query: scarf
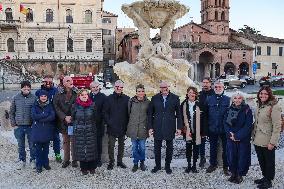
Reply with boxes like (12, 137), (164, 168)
(37, 99), (49, 108)
(75, 97), (93, 107)
(226, 102), (245, 126)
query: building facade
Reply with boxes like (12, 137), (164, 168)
(116, 27), (135, 62)
(0, 0), (103, 77)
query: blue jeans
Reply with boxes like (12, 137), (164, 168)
(131, 139), (146, 165)
(35, 142), (50, 168)
(14, 126), (36, 162)
(52, 129), (61, 155)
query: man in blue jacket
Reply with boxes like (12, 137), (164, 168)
(148, 81), (182, 174)
(35, 75), (62, 163)
(205, 81), (230, 175)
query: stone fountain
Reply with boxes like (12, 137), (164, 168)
(114, 0), (196, 96)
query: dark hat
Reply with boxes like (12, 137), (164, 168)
(20, 80), (31, 89)
(37, 89), (49, 97)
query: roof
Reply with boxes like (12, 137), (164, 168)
(232, 31), (284, 44)
(102, 11), (118, 17)
(173, 21), (211, 33)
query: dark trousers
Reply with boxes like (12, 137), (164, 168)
(52, 129), (61, 155)
(97, 135), (103, 163)
(186, 141), (199, 167)
(255, 145), (275, 181)
(209, 133), (228, 167)
(154, 139), (173, 168)
(80, 160), (96, 170)
(199, 137), (206, 158)
(108, 135), (125, 163)
(35, 142), (50, 168)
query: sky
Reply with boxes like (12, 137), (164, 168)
(104, 0), (284, 39)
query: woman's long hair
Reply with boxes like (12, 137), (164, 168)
(185, 86), (198, 101)
(257, 86), (275, 106)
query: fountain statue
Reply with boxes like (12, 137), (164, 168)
(114, 0), (196, 96)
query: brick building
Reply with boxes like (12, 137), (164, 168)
(119, 31), (140, 64)
(116, 27), (136, 62)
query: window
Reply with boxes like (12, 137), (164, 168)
(228, 51), (232, 59)
(197, 35), (201, 42)
(181, 50), (185, 58)
(256, 46), (261, 55)
(47, 38), (54, 52)
(85, 10), (92, 23)
(27, 38), (35, 52)
(257, 63), (261, 69)
(66, 9), (73, 23)
(215, 0), (218, 6)
(26, 8), (33, 22)
(108, 48), (111, 53)
(279, 47), (283, 56)
(103, 29), (111, 35)
(221, 11), (225, 20)
(7, 38), (15, 52)
(103, 48), (105, 53)
(86, 39), (92, 52)
(215, 11), (218, 20)
(46, 9), (53, 23)
(67, 38), (73, 52)
(190, 35), (194, 42)
(242, 51), (246, 58)
(102, 18), (111, 23)
(267, 46), (271, 56)
(5, 8), (13, 21)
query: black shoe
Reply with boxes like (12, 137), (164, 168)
(43, 165), (51, 170)
(165, 167), (172, 174)
(257, 180), (272, 189)
(254, 178), (266, 185)
(36, 167), (42, 173)
(71, 161), (78, 168)
(228, 174), (236, 183)
(62, 161), (70, 168)
(223, 167), (230, 176)
(90, 169), (96, 175)
(140, 161), (146, 171)
(117, 162), (127, 169)
(97, 161), (102, 168)
(81, 169), (88, 175)
(132, 164), (138, 172)
(185, 166), (191, 173)
(191, 166), (198, 173)
(234, 175), (243, 184)
(199, 157), (206, 168)
(206, 165), (217, 173)
(107, 162), (114, 170)
(151, 166), (161, 173)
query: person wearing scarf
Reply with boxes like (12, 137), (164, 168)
(181, 86), (204, 173)
(31, 90), (56, 173)
(224, 91), (253, 184)
(72, 89), (97, 175)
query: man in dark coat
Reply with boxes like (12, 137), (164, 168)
(53, 76), (78, 168)
(198, 77), (214, 167)
(35, 75), (62, 163)
(104, 80), (130, 170)
(90, 81), (106, 167)
(205, 81), (230, 175)
(148, 81), (182, 174)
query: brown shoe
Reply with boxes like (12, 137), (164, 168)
(206, 165), (217, 173)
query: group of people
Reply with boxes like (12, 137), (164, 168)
(9, 75), (283, 189)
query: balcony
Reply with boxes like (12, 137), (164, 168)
(0, 20), (21, 29)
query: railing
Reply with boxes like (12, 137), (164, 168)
(0, 20), (21, 28)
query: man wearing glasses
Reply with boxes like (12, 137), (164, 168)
(104, 80), (130, 170)
(35, 75), (62, 163)
(148, 81), (182, 174)
(205, 81), (230, 175)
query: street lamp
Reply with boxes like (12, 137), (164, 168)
(0, 67), (5, 90)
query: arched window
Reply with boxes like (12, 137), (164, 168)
(5, 8), (13, 21)
(181, 50), (185, 58)
(219, 0), (222, 6)
(215, 11), (218, 20)
(7, 38), (15, 52)
(67, 38), (73, 52)
(85, 10), (92, 23)
(197, 35), (201, 42)
(47, 38), (54, 52)
(221, 11), (225, 20)
(46, 9), (53, 22)
(190, 35), (194, 42)
(228, 51), (232, 59)
(26, 8), (33, 22)
(215, 0), (218, 6)
(27, 38), (35, 52)
(66, 9), (73, 23)
(222, 0), (226, 7)
(86, 39), (92, 52)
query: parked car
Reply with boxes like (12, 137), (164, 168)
(217, 75), (247, 89)
(259, 76), (270, 87)
(261, 75), (284, 87)
(239, 75), (255, 85)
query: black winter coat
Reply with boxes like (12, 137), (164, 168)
(103, 92), (130, 137)
(90, 92), (106, 136)
(72, 103), (97, 162)
(148, 92), (182, 140)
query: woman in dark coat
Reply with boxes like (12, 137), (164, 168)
(224, 91), (253, 184)
(31, 90), (56, 173)
(181, 86), (206, 173)
(72, 89), (97, 175)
